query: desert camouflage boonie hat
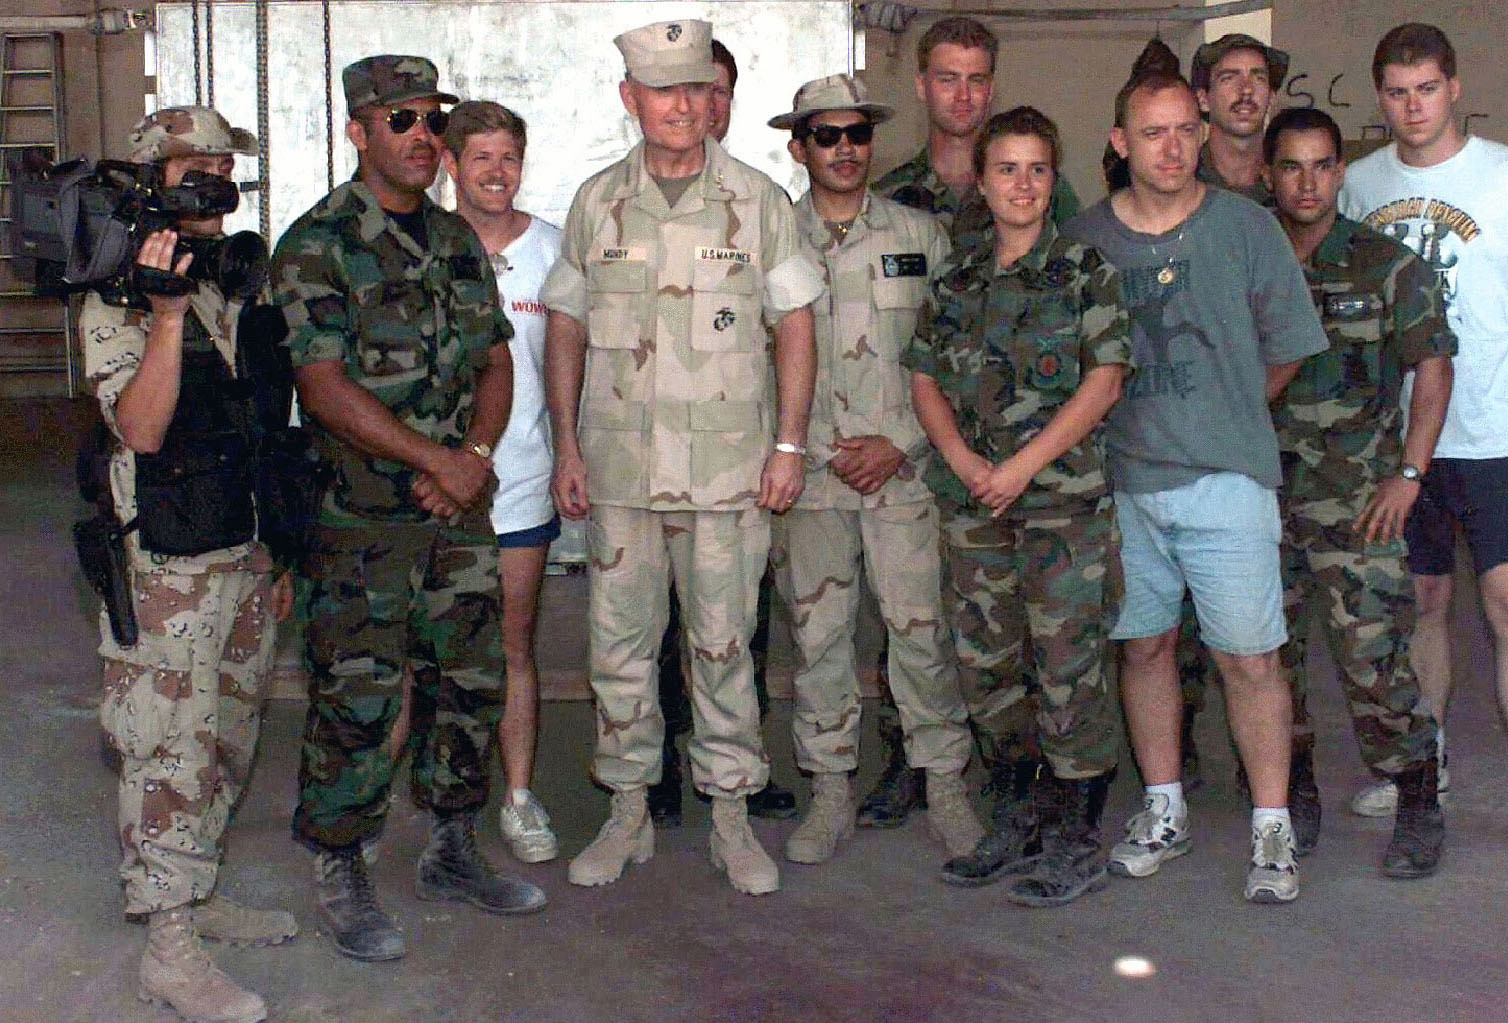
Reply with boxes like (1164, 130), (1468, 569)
(1190, 32), (1290, 92)
(342, 54), (460, 115)
(767, 73), (893, 131)
(126, 106), (258, 163)
(614, 20), (718, 88)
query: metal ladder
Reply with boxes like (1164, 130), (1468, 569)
(0, 32), (73, 396)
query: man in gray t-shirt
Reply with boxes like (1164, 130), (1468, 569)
(1066, 71), (1325, 905)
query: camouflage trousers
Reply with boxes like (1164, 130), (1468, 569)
(1174, 495), (1436, 774)
(99, 550), (277, 915)
(940, 502), (1121, 779)
(294, 514), (506, 851)
(588, 504), (770, 795)
(1281, 497), (1437, 774)
(770, 503), (971, 775)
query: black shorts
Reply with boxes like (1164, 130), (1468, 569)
(1404, 456), (1508, 576)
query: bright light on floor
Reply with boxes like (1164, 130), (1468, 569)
(1113, 955), (1157, 979)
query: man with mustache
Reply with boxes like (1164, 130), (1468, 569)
(1192, 33), (1289, 203)
(767, 74), (982, 867)
(273, 55), (546, 962)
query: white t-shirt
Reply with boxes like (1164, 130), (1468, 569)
(489, 215), (562, 534)
(1340, 136), (1508, 459)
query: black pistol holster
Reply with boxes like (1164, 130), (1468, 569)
(73, 421), (137, 647)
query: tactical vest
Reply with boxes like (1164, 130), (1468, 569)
(132, 308), (258, 555)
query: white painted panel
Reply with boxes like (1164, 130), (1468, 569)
(155, 1), (852, 239)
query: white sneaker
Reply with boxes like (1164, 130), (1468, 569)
(500, 790), (559, 864)
(1244, 819), (1299, 903)
(1108, 793), (1191, 878)
(1351, 728), (1450, 818)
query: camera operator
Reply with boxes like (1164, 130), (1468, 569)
(81, 106), (293, 1023)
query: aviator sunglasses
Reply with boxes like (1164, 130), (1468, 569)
(804, 122), (874, 147)
(384, 108), (450, 135)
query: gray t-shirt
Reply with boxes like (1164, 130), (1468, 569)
(1066, 188), (1326, 493)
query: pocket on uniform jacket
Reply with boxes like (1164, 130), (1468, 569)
(690, 258), (759, 353)
(689, 400), (764, 505)
(587, 260), (649, 349)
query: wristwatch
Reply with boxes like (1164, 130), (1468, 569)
(773, 442), (807, 456)
(466, 441), (493, 461)
(1399, 463), (1423, 481)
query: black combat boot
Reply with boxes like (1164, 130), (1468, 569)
(648, 740), (684, 827)
(1290, 744), (1322, 857)
(747, 779), (799, 820)
(1006, 771), (1113, 907)
(315, 848), (406, 962)
(939, 760), (1044, 887)
(417, 813), (548, 914)
(856, 716), (925, 828)
(1382, 760), (1444, 879)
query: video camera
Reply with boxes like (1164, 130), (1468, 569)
(8, 156), (268, 307)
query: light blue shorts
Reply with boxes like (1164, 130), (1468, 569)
(1111, 472), (1286, 656)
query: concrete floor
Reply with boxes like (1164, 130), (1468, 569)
(3, 397), (1507, 1022)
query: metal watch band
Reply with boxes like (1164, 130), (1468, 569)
(1399, 463), (1422, 481)
(467, 441), (492, 461)
(773, 442), (807, 456)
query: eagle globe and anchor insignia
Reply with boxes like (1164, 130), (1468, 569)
(666, 23), (682, 41)
(712, 307), (736, 331)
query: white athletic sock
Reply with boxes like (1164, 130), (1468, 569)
(1251, 806), (1291, 832)
(1146, 781), (1185, 817)
(509, 788), (532, 806)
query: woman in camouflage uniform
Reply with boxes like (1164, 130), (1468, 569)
(903, 107), (1133, 907)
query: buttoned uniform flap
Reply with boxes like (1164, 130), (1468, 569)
(872, 252), (929, 310)
(587, 258), (650, 350)
(690, 252), (760, 352)
(589, 259), (651, 292)
(688, 400), (762, 432)
(582, 399), (649, 431)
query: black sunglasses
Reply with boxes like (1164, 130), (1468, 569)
(804, 122), (874, 147)
(384, 108), (449, 136)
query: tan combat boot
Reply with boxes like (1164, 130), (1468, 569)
(568, 786), (654, 887)
(784, 772), (856, 864)
(926, 769), (987, 857)
(710, 795), (779, 895)
(193, 893), (298, 947)
(138, 907), (267, 1023)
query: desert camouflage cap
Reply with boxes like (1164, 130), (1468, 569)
(126, 105), (258, 163)
(767, 73), (893, 131)
(614, 20), (718, 88)
(342, 54), (459, 115)
(1191, 33), (1290, 92)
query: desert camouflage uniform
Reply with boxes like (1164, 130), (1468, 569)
(84, 287), (279, 913)
(768, 190), (969, 775)
(902, 222), (1131, 779)
(1273, 215), (1454, 773)
(273, 179), (512, 851)
(540, 138), (823, 794)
